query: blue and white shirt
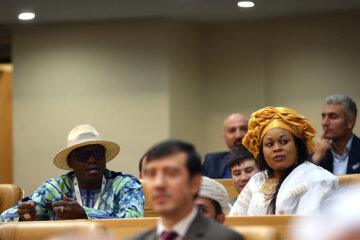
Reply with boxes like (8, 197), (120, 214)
(0, 169), (144, 221)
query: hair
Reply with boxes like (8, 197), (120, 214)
(146, 139), (202, 178)
(256, 134), (308, 214)
(211, 199), (223, 217)
(325, 94), (357, 127)
(138, 153), (147, 174)
(227, 145), (256, 170)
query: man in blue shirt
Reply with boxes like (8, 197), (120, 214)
(312, 94), (360, 174)
(203, 113), (249, 178)
(1, 124), (144, 221)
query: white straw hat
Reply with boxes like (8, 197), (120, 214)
(53, 124), (120, 170)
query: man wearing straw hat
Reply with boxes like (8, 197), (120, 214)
(1, 124), (144, 221)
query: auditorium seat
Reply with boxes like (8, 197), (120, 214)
(95, 217), (157, 238)
(216, 179), (238, 199)
(337, 174), (360, 186)
(230, 226), (279, 240)
(139, 180), (158, 217)
(0, 221), (107, 240)
(225, 215), (308, 240)
(0, 184), (23, 214)
(95, 217), (280, 240)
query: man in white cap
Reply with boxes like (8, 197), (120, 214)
(1, 124), (144, 222)
(195, 176), (231, 224)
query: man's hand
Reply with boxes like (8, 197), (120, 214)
(17, 200), (39, 221)
(312, 132), (332, 165)
(52, 195), (88, 220)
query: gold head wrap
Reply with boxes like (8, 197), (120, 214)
(242, 106), (316, 158)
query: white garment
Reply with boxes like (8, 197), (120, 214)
(156, 207), (198, 240)
(229, 161), (339, 216)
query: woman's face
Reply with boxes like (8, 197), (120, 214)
(262, 128), (297, 178)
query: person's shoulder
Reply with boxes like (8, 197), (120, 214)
(352, 134), (360, 145)
(204, 151), (230, 159)
(105, 169), (142, 188)
(126, 227), (155, 240)
(43, 171), (74, 185)
(203, 217), (244, 239)
(250, 171), (266, 185)
(296, 161), (338, 183)
(106, 169), (140, 181)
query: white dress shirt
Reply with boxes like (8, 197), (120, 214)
(156, 207), (198, 240)
(332, 135), (353, 175)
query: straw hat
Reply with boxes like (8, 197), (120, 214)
(53, 124), (120, 170)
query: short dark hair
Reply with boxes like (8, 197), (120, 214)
(325, 94), (357, 120)
(138, 153), (147, 174)
(227, 145), (256, 170)
(211, 199), (223, 217)
(146, 139), (202, 178)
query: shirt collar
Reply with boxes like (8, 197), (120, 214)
(157, 207), (198, 238)
(332, 135), (353, 157)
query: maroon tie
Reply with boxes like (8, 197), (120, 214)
(161, 231), (178, 240)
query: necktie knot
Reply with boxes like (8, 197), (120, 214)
(161, 231), (178, 240)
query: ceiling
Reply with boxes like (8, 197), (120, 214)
(1, 0), (360, 23)
(0, 0), (360, 62)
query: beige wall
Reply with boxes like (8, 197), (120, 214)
(202, 12), (360, 152)
(168, 21), (205, 154)
(12, 12), (360, 193)
(12, 20), (172, 193)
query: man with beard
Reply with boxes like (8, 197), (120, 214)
(203, 113), (249, 178)
(1, 124), (144, 221)
(312, 94), (360, 174)
(128, 140), (243, 240)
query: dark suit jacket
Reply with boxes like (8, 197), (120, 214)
(127, 211), (243, 240)
(318, 134), (360, 174)
(202, 151), (231, 179)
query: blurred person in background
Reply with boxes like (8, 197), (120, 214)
(227, 146), (259, 205)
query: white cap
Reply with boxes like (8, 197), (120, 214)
(198, 176), (231, 215)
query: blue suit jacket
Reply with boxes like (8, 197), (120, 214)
(202, 151), (231, 179)
(318, 134), (360, 174)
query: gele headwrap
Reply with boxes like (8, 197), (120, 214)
(242, 107), (316, 158)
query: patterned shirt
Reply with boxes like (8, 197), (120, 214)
(0, 169), (144, 221)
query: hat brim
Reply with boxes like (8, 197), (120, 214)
(53, 140), (120, 170)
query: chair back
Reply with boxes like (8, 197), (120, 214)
(337, 174), (360, 186)
(0, 221), (107, 240)
(0, 184), (23, 214)
(140, 180), (158, 217)
(216, 179), (238, 199)
(94, 217), (158, 239)
(230, 226), (279, 240)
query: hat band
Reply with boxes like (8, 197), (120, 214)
(67, 132), (102, 147)
(260, 119), (298, 142)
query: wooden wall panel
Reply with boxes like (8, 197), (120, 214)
(0, 69), (12, 183)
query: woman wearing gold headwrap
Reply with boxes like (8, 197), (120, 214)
(229, 107), (338, 215)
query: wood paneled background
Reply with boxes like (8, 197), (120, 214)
(0, 65), (12, 183)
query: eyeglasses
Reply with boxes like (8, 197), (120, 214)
(72, 148), (106, 163)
